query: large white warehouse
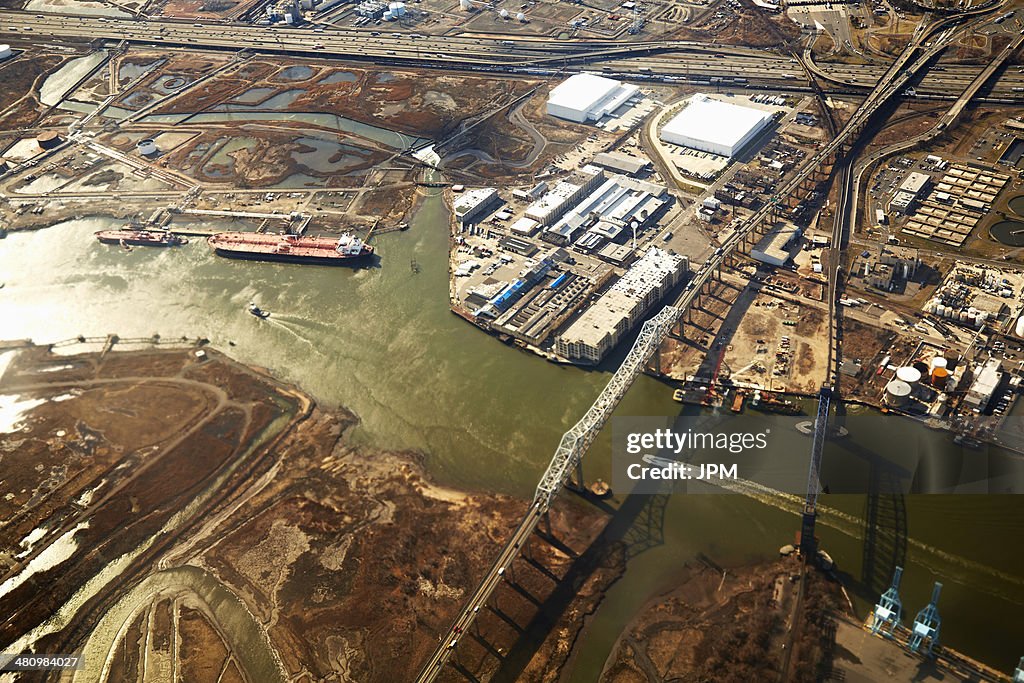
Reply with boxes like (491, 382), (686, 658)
(660, 94), (773, 157)
(546, 73), (639, 123)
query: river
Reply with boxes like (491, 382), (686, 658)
(0, 190), (1022, 675)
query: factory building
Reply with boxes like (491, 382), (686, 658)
(556, 247), (687, 364)
(660, 94), (774, 158)
(546, 73), (639, 123)
(453, 188), (500, 225)
(889, 171), (930, 213)
(751, 224), (801, 267)
(591, 152), (650, 176)
(543, 175), (667, 248)
(525, 166), (604, 225)
(965, 358), (1003, 410)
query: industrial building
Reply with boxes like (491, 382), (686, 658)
(546, 73), (640, 124)
(525, 166), (604, 225)
(556, 247), (687, 364)
(660, 94), (774, 158)
(543, 175), (668, 251)
(454, 187), (500, 225)
(751, 224), (801, 266)
(889, 171), (930, 213)
(965, 358), (1003, 410)
(591, 152), (650, 176)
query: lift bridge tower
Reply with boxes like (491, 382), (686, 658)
(870, 566), (903, 637)
(908, 582), (942, 657)
(799, 386), (832, 559)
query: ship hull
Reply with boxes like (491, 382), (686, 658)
(96, 232), (183, 247)
(213, 247), (373, 266)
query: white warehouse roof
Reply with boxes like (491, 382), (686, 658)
(547, 73), (639, 123)
(660, 94), (773, 158)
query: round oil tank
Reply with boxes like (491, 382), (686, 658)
(935, 304), (946, 317)
(884, 378), (909, 405)
(896, 366), (922, 384)
(137, 138), (158, 156)
(383, 9), (394, 19)
(516, 11), (526, 20)
(499, 7), (509, 17)
(925, 299), (937, 314)
(930, 356), (948, 371)
(1016, 315), (1024, 338)
(459, 0), (472, 9)
(930, 367), (949, 387)
(958, 309), (968, 322)
(0, 44), (11, 60)
(884, 380), (912, 405)
(37, 131), (61, 149)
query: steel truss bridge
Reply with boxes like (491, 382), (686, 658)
(411, 8), (1011, 681)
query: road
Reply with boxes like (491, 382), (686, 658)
(5, 11), (1024, 100)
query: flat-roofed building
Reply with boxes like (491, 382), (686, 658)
(751, 225), (800, 266)
(525, 166), (605, 225)
(556, 247), (687, 364)
(546, 73), (640, 123)
(889, 172), (930, 213)
(965, 358), (1002, 410)
(591, 151), (650, 176)
(453, 187), (499, 224)
(660, 94), (774, 158)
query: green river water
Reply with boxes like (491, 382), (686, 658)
(1, 190), (1023, 675)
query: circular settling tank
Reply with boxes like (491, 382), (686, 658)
(1009, 195), (1024, 216)
(989, 220), (1024, 246)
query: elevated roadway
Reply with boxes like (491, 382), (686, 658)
(414, 11), (990, 682)
(6, 11), (1024, 99)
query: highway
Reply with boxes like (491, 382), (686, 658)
(6, 11), (1024, 99)
(414, 6), (1010, 679)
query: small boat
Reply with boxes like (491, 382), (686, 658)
(672, 389), (684, 402)
(248, 302), (270, 319)
(731, 390), (746, 413)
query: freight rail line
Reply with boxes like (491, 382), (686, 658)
(414, 10), (994, 680)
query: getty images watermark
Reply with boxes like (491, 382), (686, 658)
(613, 415), (1024, 495)
(622, 426), (767, 482)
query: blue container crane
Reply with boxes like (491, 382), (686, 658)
(870, 566), (903, 638)
(908, 582), (942, 657)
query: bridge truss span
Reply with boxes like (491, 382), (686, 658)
(534, 305), (680, 510)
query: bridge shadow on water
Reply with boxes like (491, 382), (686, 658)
(828, 400), (910, 606)
(452, 487), (670, 682)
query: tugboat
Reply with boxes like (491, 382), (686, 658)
(247, 302), (270, 319)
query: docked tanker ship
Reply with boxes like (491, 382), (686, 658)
(208, 232), (373, 265)
(95, 229), (186, 247)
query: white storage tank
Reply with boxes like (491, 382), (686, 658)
(896, 366), (922, 384)
(516, 11), (526, 20)
(930, 356), (948, 371)
(0, 45), (12, 61)
(885, 380), (912, 407)
(459, 0), (472, 9)
(936, 304), (946, 317)
(383, 9), (394, 19)
(499, 7), (509, 17)
(1016, 314), (1024, 338)
(137, 138), (158, 156)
